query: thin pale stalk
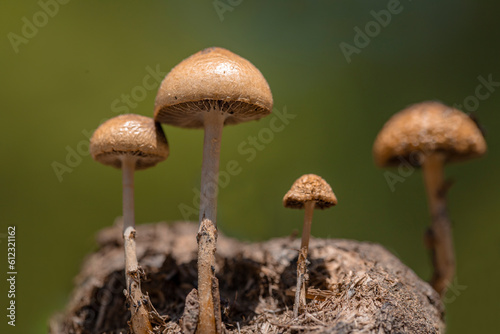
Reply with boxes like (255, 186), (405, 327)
(300, 201), (315, 250)
(197, 110), (224, 334)
(294, 201), (315, 317)
(122, 156), (153, 334)
(199, 111), (223, 223)
(122, 156), (136, 238)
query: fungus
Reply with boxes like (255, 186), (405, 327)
(373, 101), (487, 296)
(90, 114), (169, 333)
(283, 174), (337, 317)
(154, 47), (273, 333)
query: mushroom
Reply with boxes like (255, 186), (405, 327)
(283, 174), (338, 317)
(90, 114), (169, 333)
(154, 47), (273, 333)
(373, 101), (487, 296)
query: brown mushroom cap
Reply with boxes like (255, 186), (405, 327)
(283, 174), (338, 209)
(373, 101), (487, 167)
(154, 47), (273, 128)
(90, 114), (169, 170)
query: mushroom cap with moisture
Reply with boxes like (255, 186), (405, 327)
(90, 114), (169, 170)
(154, 47), (273, 128)
(283, 174), (338, 209)
(373, 101), (487, 167)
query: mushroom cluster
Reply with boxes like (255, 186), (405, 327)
(87, 47), (487, 333)
(90, 47), (273, 333)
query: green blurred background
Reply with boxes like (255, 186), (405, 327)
(1, 0), (499, 333)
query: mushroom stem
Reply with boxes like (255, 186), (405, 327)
(294, 200), (315, 317)
(199, 111), (224, 223)
(197, 110), (224, 334)
(422, 152), (455, 297)
(300, 201), (315, 251)
(197, 218), (219, 334)
(121, 156), (153, 334)
(122, 156), (136, 234)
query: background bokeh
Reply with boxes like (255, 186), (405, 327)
(1, 0), (499, 333)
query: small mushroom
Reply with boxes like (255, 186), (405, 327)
(283, 174), (337, 317)
(90, 114), (169, 333)
(154, 47), (273, 333)
(373, 101), (487, 296)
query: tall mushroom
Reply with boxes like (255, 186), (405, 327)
(283, 174), (338, 317)
(154, 47), (273, 333)
(90, 114), (169, 333)
(373, 101), (487, 296)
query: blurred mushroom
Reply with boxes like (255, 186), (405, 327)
(283, 174), (337, 317)
(90, 114), (169, 333)
(373, 101), (487, 296)
(154, 47), (273, 333)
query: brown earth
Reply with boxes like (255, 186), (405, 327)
(50, 221), (445, 333)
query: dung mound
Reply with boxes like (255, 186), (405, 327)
(50, 222), (444, 333)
